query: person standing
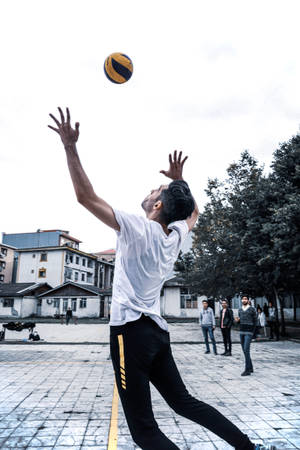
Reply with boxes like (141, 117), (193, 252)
(235, 295), (257, 376)
(257, 306), (267, 338)
(220, 299), (234, 356)
(267, 301), (280, 341)
(48, 107), (275, 450)
(200, 300), (217, 355)
(66, 307), (73, 325)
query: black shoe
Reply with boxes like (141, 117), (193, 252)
(221, 351), (227, 355)
(249, 368), (254, 373)
(241, 370), (251, 376)
(214, 351), (218, 355)
(225, 351), (232, 356)
(205, 350), (210, 354)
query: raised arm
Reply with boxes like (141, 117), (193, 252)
(160, 150), (199, 231)
(48, 107), (120, 231)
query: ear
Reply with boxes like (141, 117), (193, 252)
(153, 200), (163, 211)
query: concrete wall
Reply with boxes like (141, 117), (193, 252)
(41, 296), (101, 318)
(162, 287), (202, 318)
(0, 246), (15, 283)
(17, 250), (64, 287)
(0, 297), (36, 318)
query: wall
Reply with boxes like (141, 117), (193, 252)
(41, 296), (100, 318)
(17, 250), (64, 287)
(1, 246), (15, 283)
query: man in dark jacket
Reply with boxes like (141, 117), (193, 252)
(66, 307), (73, 325)
(220, 299), (234, 356)
(235, 295), (257, 376)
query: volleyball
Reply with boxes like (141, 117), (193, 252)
(104, 53), (133, 84)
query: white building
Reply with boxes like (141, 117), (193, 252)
(16, 247), (97, 287)
(39, 282), (111, 318)
(0, 282), (52, 318)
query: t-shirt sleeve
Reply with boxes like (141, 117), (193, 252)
(167, 220), (189, 245)
(113, 209), (148, 245)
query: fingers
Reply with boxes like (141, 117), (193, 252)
(75, 122), (80, 139)
(49, 113), (61, 127)
(178, 151), (182, 164)
(66, 107), (71, 124)
(48, 125), (60, 134)
(181, 155), (188, 166)
(58, 107), (65, 124)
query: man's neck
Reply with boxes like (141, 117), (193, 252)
(242, 304), (250, 311)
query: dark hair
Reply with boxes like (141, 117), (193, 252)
(159, 180), (195, 225)
(222, 299), (228, 303)
(241, 294), (249, 300)
(257, 306), (262, 312)
(202, 299), (208, 303)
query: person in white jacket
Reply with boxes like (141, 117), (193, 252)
(257, 306), (267, 337)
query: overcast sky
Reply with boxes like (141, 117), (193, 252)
(1, 0), (300, 253)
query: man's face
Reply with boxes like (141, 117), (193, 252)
(222, 301), (227, 309)
(242, 297), (249, 305)
(141, 185), (168, 214)
(203, 302), (208, 309)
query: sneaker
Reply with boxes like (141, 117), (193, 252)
(241, 370), (251, 376)
(204, 350), (210, 354)
(254, 444), (277, 449)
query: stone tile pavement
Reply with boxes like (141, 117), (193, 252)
(0, 323), (299, 449)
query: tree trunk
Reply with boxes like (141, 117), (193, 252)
(291, 293), (296, 321)
(274, 286), (286, 336)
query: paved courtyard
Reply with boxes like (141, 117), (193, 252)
(0, 323), (299, 449)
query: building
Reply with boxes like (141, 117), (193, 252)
(38, 282), (112, 318)
(161, 276), (203, 319)
(16, 246), (97, 287)
(0, 283), (52, 318)
(2, 229), (81, 250)
(0, 243), (17, 284)
(93, 249), (116, 263)
(95, 259), (114, 290)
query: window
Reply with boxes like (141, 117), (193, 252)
(0, 262), (6, 269)
(40, 252), (47, 262)
(1, 248), (7, 256)
(0, 275), (4, 282)
(82, 259), (86, 267)
(74, 272), (79, 281)
(180, 288), (198, 309)
(87, 273), (92, 283)
(32, 254), (36, 258)
(80, 298), (87, 308)
(65, 268), (72, 280)
(63, 298), (68, 312)
(81, 273), (85, 282)
(31, 270), (34, 273)
(87, 259), (93, 268)
(38, 268), (46, 278)
(53, 299), (60, 308)
(76, 256), (80, 264)
(71, 298), (77, 311)
(3, 298), (14, 307)
(69, 255), (73, 263)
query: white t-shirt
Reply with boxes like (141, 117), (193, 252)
(109, 209), (189, 331)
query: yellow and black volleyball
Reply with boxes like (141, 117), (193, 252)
(104, 52), (133, 84)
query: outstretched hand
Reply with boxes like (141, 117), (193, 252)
(160, 150), (188, 181)
(48, 107), (80, 148)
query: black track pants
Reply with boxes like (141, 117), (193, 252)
(110, 315), (254, 450)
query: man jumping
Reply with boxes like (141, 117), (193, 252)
(49, 107), (275, 450)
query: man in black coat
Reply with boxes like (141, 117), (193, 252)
(220, 299), (234, 356)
